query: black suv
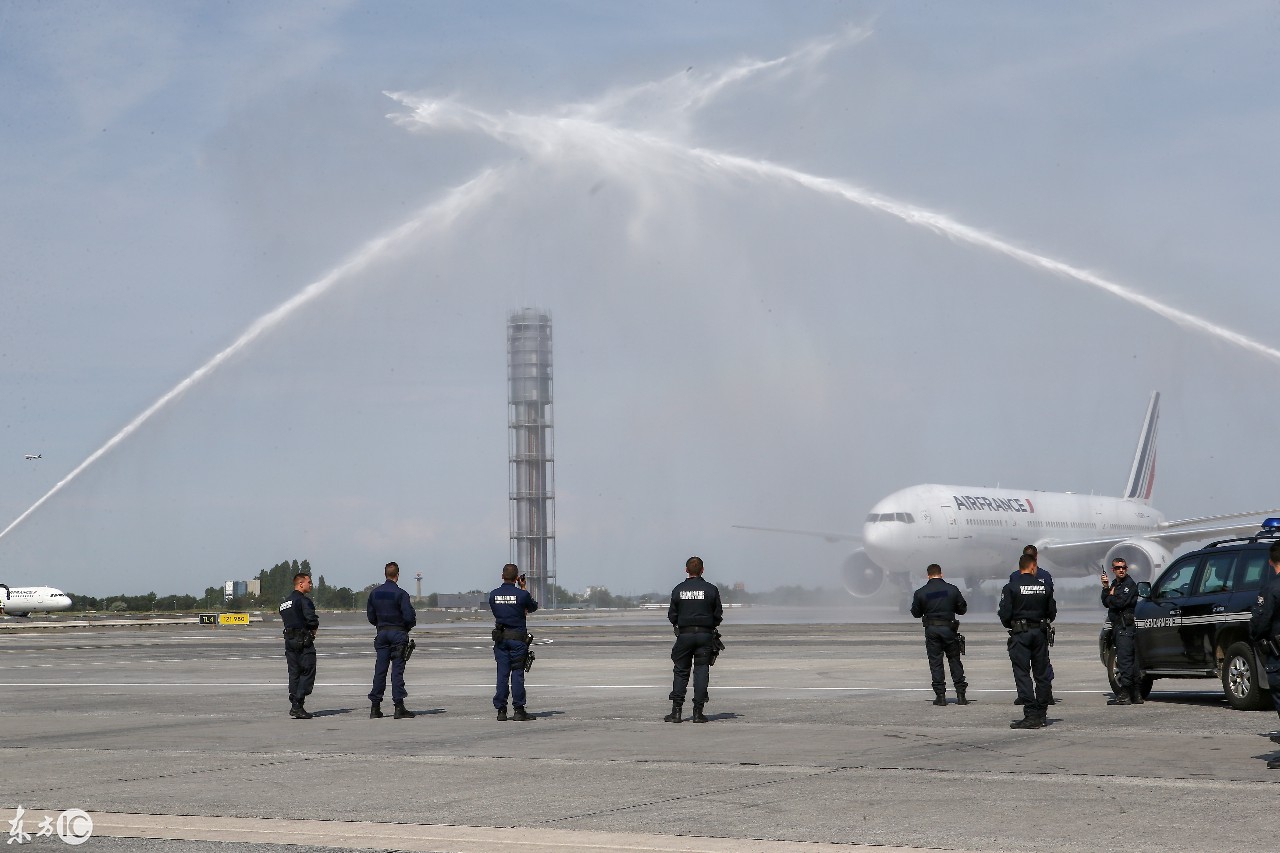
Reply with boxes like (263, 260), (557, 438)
(1099, 523), (1276, 710)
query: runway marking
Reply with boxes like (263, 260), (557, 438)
(79, 811), (959, 852)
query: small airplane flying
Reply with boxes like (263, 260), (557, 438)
(0, 583), (73, 616)
(23, 454), (41, 460)
(738, 392), (1280, 598)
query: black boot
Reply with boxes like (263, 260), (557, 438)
(691, 703), (708, 723)
(370, 702), (383, 718)
(393, 703), (416, 719)
(933, 691), (947, 707)
(1044, 687), (1057, 705)
(1010, 711), (1042, 729)
(664, 702), (683, 723)
(512, 707), (532, 721)
(956, 687), (969, 706)
(1130, 688), (1145, 705)
(1107, 693), (1132, 706)
(1013, 696), (1026, 705)
(289, 703), (312, 720)
(496, 707), (508, 721)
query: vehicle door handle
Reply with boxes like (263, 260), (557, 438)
(1212, 605), (1226, 613)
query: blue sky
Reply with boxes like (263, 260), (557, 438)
(3, 1), (1279, 597)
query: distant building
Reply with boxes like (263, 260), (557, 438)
(247, 579), (261, 597)
(437, 593), (487, 610)
(223, 580), (249, 601)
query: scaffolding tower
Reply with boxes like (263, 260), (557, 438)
(508, 309), (556, 607)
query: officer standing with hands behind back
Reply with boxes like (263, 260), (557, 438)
(1101, 557), (1143, 705)
(279, 571), (319, 720)
(489, 563), (538, 721)
(665, 556), (723, 724)
(999, 553), (1057, 729)
(366, 561), (417, 720)
(910, 563), (969, 707)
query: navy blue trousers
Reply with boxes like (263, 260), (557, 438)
(369, 629), (409, 704)
(493, 639), (528, 710)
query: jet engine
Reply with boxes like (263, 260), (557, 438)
(1103, 539), (1172, 584)
(841, 550), (886, 598)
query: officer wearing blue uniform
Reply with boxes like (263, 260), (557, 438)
(1008, 545), (1056, 704)
(999, 553), (1057, 729)
(279, 572), (319, 720)
(489, 563), (539, 721)
(366, 561), (417, 720)
(910, 563), (968, 706)
(1101, 557), (1143, 705)
(1248, 540), (1280, 769)
(665, 556), (723, 724)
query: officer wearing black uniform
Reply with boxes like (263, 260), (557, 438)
(665, 555), (723, 724)
(1008, 545), (1056, 705)
(1249, 540), (1280, 769)
(1101, 557), (1143, 706)
(909, 563), (968, 706)
(279, 571), (319, 720)
(366, 561), (417, 720)
(998, 553), (1057, 729)
(489, 563), (539, 721)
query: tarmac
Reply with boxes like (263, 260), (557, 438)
(3, 605), (1278, 852)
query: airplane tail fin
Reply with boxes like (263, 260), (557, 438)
(1123, 392), (1160, 502)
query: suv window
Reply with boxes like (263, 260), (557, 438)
(1195, 552), (1236, 595)
(1234, 550), (1269, 592)
(1152, 556), (1199, 600)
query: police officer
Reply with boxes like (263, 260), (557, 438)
(910, 563), (968, 706)
(1009, 545), (1056, 705)
(999, 553), (1057, 729)
(489, 563), (539, 721)
(1101, 557), (1143, 705)
(279, 571), (319, 720)
(1248, 540), (1280, 769)
(665, 555), (723, 724)
(366, 561), (417, 720)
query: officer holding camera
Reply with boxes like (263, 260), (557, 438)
(1249, 540), (1280, 769)
(366, 561), (417, 720)
(489, 563), (538, 721)
(665, 556), (723, 724)
(279, 571), (319, 720)
(1101, 557), (1143, 705)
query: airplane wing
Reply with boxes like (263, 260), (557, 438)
(1037, 509), (1280, 568)
(731, 524), (862, 544)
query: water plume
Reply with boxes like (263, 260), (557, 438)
(389, 59), (1280, 367)
(0, 170), (503, 544)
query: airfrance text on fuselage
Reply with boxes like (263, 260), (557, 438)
(953, 495), (1036, 513)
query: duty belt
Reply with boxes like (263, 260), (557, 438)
(498, 628), (529, 640)
(1009, 619), (1050, 632)
(678, 625), (714, 634)
(377, 624), (408, 631)
(923, 618), (957, 627)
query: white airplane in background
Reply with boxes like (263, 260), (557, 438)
(738, 392), (1280, 598)
(24, 454), (41, 460)
(0, 583), (73, 616)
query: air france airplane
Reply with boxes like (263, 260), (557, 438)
(0, 583), (73, 616)
(739, 393), (1280, 598)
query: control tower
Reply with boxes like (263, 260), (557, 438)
(507, 309), (556, 607)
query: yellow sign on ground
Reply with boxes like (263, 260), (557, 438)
(218, 613), (250, 625)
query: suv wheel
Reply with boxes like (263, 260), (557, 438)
(1106, 648), (1155, 699)
(1222, 642), (1267, 711)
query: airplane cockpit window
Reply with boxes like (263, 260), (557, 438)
(866, 513), (914, 523)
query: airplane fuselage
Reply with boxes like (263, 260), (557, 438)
(0, 585), (73, 616)
(863, 484), (1164, 578)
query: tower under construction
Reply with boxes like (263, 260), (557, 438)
(507, 309), (556, 607)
